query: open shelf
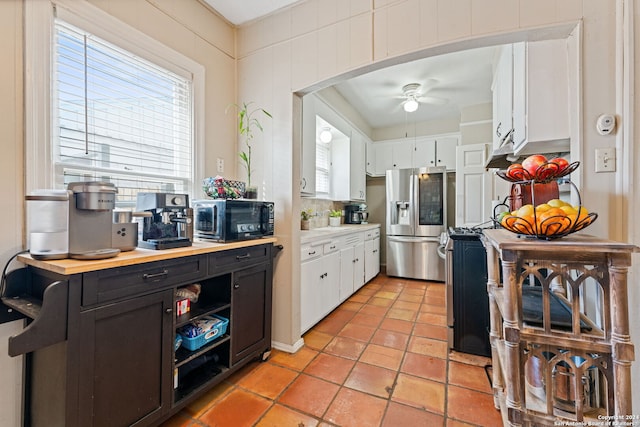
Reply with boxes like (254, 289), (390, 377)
(174, 341), (231, 404)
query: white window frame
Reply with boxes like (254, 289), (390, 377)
(25, 0), (205, 197)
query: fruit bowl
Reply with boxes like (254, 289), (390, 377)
(496, 160), (580, 183)
(494, 202), (597, 240)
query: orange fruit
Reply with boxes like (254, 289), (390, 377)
(538, 208), (569, 235)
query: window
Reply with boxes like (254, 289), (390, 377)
(25, 2), (204, 207)
(54, 21), (193, 206)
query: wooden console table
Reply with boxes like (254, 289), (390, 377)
(482, 229), (636, 426)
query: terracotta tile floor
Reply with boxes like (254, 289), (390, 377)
(161, 274), (503, 427)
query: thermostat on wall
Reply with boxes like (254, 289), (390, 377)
(596, 114), (616, 135)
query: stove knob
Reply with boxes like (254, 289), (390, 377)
(171, 196), (183, 205)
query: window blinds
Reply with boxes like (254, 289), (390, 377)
(315, 140), (331, 195)
(54, 21), (193, 206)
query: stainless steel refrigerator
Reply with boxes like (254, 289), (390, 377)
(386, 167), (447, 281)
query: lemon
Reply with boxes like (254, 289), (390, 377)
(560, 205), (577, 215)
(517, 204), (534, 217)
(535, 203), (552, 213)
(547, 199), (568, 208)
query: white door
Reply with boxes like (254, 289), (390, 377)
(455, 143), (494, 228)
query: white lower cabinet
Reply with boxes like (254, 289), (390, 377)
(301, 226), (381, 334)
(300, 241), (340, 333)
(364, 228), (381, 284)
(339, 233), (365, 302)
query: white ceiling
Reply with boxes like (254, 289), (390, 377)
(204, 1), (498, 129)
(202, 0), (301, 25)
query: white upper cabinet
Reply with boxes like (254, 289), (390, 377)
(373, 140), (413, 174)
(349, 131), (367, 201)
(492, 40), (570, 155)
(492, 44), (514, 151)
(370, 134), (459, 176)
(332, 129), (367, 201)
(366, 139), (376, 176)
(511, 40), (570, 154)
(301, 93), (368, 201)
(300, 95), (317, 196)
(413, 136), (458, 170)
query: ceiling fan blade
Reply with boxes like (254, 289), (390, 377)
(420, 96), (448, 105)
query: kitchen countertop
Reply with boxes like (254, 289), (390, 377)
(301, 223), (380, 244)
(17, 237), (278, 275)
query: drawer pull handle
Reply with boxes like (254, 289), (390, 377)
(143, 270), (168, 280)
(308, 250), (316, 256)
(236, 254), (251, 260)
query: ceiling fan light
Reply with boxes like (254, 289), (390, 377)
(403, 98), (419, 113)
(319, 127), (333, 143)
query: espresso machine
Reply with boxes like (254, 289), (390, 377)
(136, 192), (193, 249)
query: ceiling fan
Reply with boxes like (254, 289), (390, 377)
(400, 82), (448, 112)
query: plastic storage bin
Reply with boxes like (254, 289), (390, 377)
(178, 315), (229, 351)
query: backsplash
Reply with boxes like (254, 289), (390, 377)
(300, 199), (344, 229)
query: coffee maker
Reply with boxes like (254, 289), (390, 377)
(345, 203), (368, 224)
(136, 192), (193, 249)
(67, 181), (121, 259)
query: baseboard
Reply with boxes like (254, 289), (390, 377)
(271, 337), (305, 354)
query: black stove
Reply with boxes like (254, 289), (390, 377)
(448, 227), (485, 240)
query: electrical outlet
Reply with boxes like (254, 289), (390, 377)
(595, 148), (616, 173)
(216, 158), (224, 173)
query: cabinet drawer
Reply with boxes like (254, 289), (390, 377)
(323, 241), (340, 255)
(301, 244), (322, 262)
(82, 255), (206, 306)
(209, 244), (271, 272)
(365, 228), (380, 240)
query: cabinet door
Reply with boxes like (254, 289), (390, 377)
(78, 290), (173, 427)
(350, 132), (366, 201)
(435, 136), (458, 170)
(353, 242), (365, 291)
(339, 246), (355, 302)
(301, 256), (322, 333)
(374, 143), (394, 175)
(321, 250), (341, 315)
(366, 140), (376, 176)
(364, 237), (380, 283)
(413, 138), (436, 168)
(492, 44), (513, 150)
(231, 262), (272, 364)
(392, 141), (414, 169)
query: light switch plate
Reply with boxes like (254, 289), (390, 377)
(216, 158), (224, 173)
(595, 148), (616, 173)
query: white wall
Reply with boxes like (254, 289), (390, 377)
(236, 0), (639, 410)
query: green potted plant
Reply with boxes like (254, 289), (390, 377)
(329, 209), (342, 227)
(226, 101), (272, 199)
(301, 209), (313, 230)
